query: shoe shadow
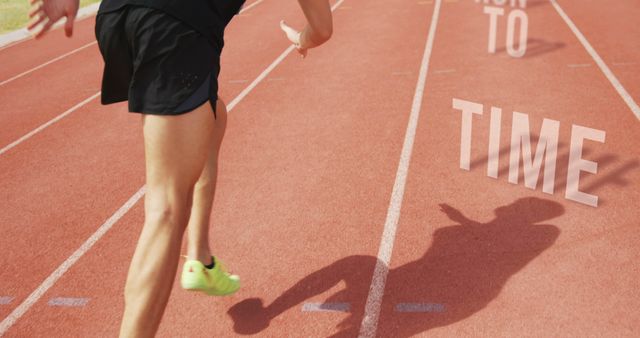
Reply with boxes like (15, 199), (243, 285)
(228, 197), (562, 337)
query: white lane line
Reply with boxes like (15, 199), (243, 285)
(550, 0), (640, 120)
(395, 303), (445, 313)
(0, 187), (145, 335)
(0, 0), (348, 333)
(612, 62), (637, 67)
(357, 0), (441, 337)
(239, 0), (266, 14)
(228, 0), (347, 111)
(0, 41), (97, 87)
(47, 298), (89, 307)
(302, 302), (350, 312)
(0, 298), (13, 306)
(0, 92), (100, 157)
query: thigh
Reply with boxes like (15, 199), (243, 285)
(142, 102), (216, 195)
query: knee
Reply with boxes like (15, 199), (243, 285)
(144, 188), (192, 229)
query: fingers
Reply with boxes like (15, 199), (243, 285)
(65, 11), (76, 37)
(34, 20), (53, 39)
(27, 13), (47, 31)
(28, 3), (43, 18)
(297, 48), (307, 59)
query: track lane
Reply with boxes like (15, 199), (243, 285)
(376, 1), (640, 336)
(3, 0), (437, 336)
(0, 18), (99, 82)
(0, 0), (306, 323)
(555, 0), (640, 116)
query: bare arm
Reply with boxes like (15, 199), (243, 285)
(280, 0), (333, 58)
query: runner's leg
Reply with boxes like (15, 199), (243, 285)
(119, 102), (216, 338)
(186, 99), (227, 264)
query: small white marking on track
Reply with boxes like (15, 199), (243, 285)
(302, 302), (350, 312)
(567, 63), (591, 68)
(395, 303), (446, 312)
(48, 298), (89, 307)
(0, 297), (13, 305)
(433, 68), (456, 74)
(612, 62), (637, 67)
(228, 79), (249, 84)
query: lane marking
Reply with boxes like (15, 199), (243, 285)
(0, 298), (12, 306)
(357, 0), (442, 337)
(0, 41), (97, 87)
(266, 77), (285, 82)
(0, 0), (348, 333)
(302, 302), (350, 312)
(239, 0), (266, 14)
(0, 0), (263, 85)
(550, 0), (640, 120)
(47, 298), (89, 307)
(612, 62), (637, 67)
(567, 63), (591, 68)
(395, 303), (445, 313)
(0, 92), (101, 157)
(433, 68), (456, 74)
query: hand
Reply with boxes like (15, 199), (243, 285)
(280, 20), (307, 59)
(27, 0), (79, 39)
(439, 203), (468, 225)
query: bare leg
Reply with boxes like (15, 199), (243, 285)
(119, 102), (216, 338)
(186, 99), (228, 264)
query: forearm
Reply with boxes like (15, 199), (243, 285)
(297, 0), (333, 49)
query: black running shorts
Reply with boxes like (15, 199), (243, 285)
(95, 6), (220, 116)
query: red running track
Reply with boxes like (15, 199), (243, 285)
(0, 0), (639, 337)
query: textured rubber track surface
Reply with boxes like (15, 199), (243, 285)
(0, 0), (638, 337)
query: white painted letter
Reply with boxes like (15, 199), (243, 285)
(511, 0), (527, 8)
(484, 6), (504, 54)
(509, 112), (560, 193)
(506, 9), (528, 58)
(566, 125), (606, 207)
(487, 107), (502, 178)
(453, 98), (484, 170)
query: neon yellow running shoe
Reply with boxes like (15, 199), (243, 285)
(180, 256), (240, 296)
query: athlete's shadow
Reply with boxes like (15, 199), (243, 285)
(228, 197), (562, 337)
